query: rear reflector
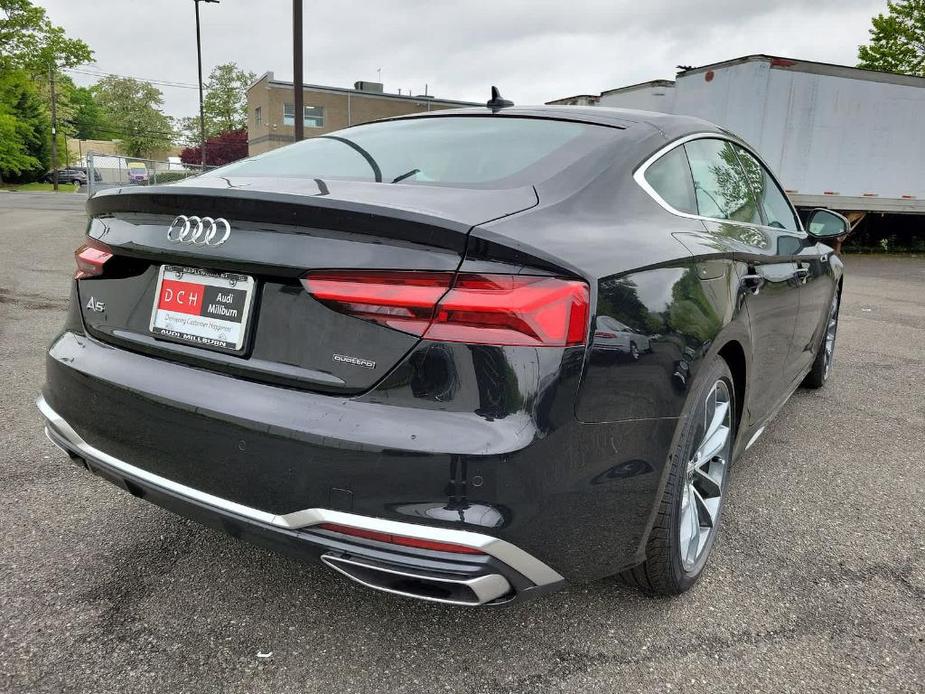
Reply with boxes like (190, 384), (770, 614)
(74, 238), (113, 279)
(317, 522), (485, 555)
(302, 271), (589, 347)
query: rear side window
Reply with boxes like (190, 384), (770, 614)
(684, 138), (761, 224)
(732, 145), (799, 231)
(213, 116), (616, 188)
(643, 146), (697, 214)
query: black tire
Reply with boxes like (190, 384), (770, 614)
(802, 289), (840, 389)
(620, 355), (736, 595)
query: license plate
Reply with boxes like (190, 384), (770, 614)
(149, 265), (256, 353)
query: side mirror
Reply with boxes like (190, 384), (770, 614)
(806, 208), (850, 239)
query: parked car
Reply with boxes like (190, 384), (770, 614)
(39, 102), (848, 605)
(593, 316), (651, 360)
(73, 166), (103, 183)
(126, 162), (149, 185)
(42, 168), (87, 185)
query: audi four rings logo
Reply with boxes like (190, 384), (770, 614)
(167, 215), (231, 246)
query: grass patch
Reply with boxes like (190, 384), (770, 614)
(0, 182), (82, 192)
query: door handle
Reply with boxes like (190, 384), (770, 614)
(741, 273), (764, 295)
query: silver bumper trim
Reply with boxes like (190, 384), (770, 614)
(37, 395), (564, 588)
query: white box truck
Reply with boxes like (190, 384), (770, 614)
(598, 55), (925, 217)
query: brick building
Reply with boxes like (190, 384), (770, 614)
(246, 73), (479, 156)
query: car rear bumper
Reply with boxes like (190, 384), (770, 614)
(39, 394), (564, 605)
(41, 328), (678, 591)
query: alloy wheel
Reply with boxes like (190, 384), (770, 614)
(679, 379), (732, 571)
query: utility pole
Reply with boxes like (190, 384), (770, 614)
(194, 0), (220, 168)
(49, 65), (58, 192)
(293, 0), (304, 142)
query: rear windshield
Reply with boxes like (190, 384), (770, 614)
(211, 116), (615, 188)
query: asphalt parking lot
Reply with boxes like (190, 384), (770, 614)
(1, 191), (923, 693)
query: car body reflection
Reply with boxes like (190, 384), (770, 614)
(592, 316), (652, 361)
(390, 501), (506, 529)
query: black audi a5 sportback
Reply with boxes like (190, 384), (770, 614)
(39, 102), (847, 605)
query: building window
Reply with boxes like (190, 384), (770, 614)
(304, 105), (324, 128)
(254, 106), (262, 126)
(283, 103), (325, 128)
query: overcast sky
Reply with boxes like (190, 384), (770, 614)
(40, 0), (884, 120)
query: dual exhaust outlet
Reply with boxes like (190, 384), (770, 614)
(320, 554), (512, 606)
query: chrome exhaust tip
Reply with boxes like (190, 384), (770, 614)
(320, 553), (512, 606)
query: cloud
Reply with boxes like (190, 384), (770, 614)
(41, 0), (884, 119)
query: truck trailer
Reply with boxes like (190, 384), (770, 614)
(589, 55), (925, 221)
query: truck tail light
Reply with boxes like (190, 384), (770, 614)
(302, 271), (589, 347)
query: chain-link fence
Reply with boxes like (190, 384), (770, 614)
(86, 153), (215, 196)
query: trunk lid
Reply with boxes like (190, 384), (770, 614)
(78, 178), (538, 394)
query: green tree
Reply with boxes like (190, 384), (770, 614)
(201, 62), (255, 136)
(0, 105), (39, 177)
(67, 82), (109, 140)
(175, 115), (200, 147)
(857, 0), (925, 76)
(20, 74), (85, 167)
(92, 75), (174, 157)
(0, 70), (49, 180)
(0, 0), (91, 71)
(0, 0), (92, 180)
(0, 0), (48, 70)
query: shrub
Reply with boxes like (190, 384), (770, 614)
(151, 171), (199, 184)
(180, 129), (247, 167)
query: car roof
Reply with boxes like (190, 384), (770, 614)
(384, 104), (723, 141)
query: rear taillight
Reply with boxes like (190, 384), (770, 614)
(74, 238), (113, 279)
(302, 271), (589, 347)
(317, 522), (485, 555)
(302, 271), (451, 335)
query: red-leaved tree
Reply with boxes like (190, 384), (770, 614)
(180, 129), (248, 167)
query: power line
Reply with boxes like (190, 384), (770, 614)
(63, 67), (200, 90)
(62, 120), (182, 140)
(84, 124), (181, 138)
(65, 67), (199, 90)
(59, 66), (229, 144)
